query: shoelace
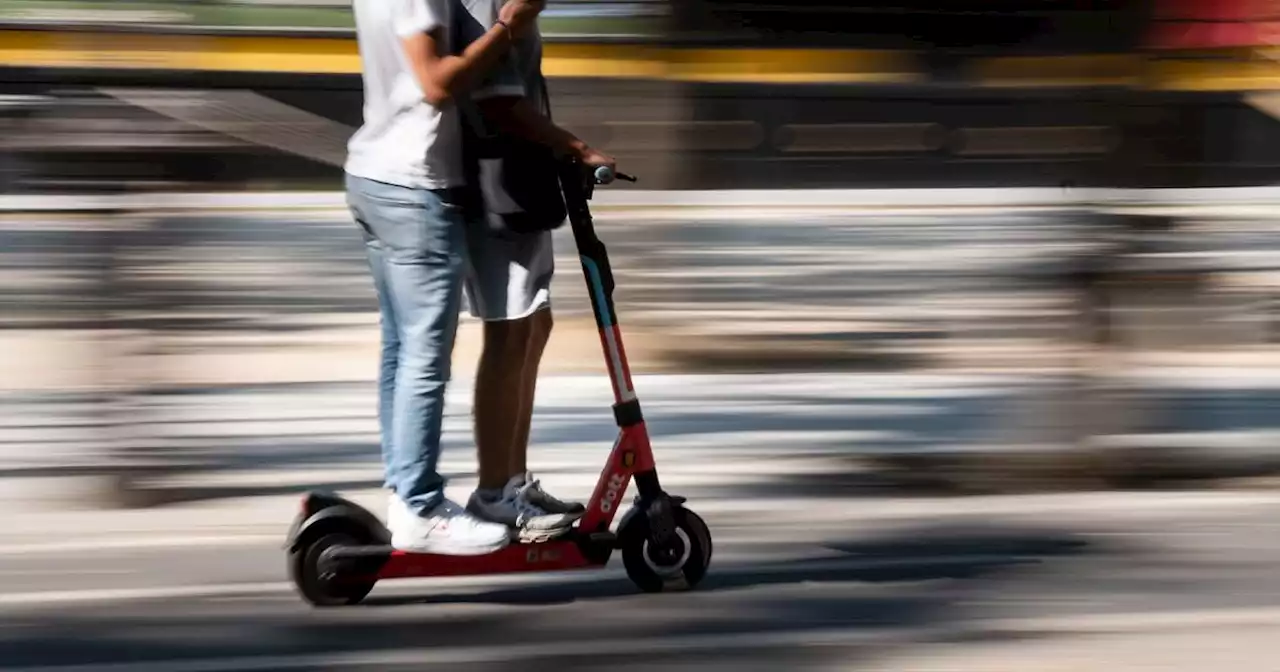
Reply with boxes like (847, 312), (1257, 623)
(512, 482), (550, 518)
(521, 478), (564, 507)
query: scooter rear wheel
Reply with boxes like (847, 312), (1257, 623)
(620, 506), (712, 593)
(289, 532), (376, 607)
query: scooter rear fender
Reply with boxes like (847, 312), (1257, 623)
(285, 490), (390, 551)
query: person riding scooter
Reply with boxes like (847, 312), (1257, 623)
(344, 0), (614, 555)
(450, 0), (617, 542)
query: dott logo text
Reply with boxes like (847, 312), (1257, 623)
(599, 472), (625, 513)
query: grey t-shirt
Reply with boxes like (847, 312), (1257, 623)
(453, 0), (547, 128)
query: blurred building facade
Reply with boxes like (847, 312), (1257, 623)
(1, 1), (1280, 191)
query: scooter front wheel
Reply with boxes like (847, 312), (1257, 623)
(619, 506), (712, 593)
(288, 532), (376, 607)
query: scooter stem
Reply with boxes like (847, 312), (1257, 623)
(558, 160), (637, 408)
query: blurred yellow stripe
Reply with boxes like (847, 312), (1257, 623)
(971, 54), (1143, 88)
(6, 29), (1280, 91)
(971, 50), (1280, 91)
(665, 48), (924, 84)
(1149, 54), (1280, 91)
(203, 35), (361, 73)
(0, 30), (362, 72)
(541, 43), (669, 79)
(0, 30), (922, 83)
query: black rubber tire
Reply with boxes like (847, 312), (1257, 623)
(620, 506), (712, 593)
(288, 532), (376, 607)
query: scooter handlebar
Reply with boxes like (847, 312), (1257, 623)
(593, 165), (638, 185)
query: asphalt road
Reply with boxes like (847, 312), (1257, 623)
(2, 490), (1280, 670)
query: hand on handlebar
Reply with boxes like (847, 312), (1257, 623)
(574, 145), (635, 184)
(578, 146), (616, 176)
(593, 165), (637, 185)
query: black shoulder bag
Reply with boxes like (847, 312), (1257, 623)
(460, 58), (567, 238)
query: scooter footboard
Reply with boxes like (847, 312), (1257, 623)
(373, 540), (602, 580)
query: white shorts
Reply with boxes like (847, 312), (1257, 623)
(461, 219), (554, 322)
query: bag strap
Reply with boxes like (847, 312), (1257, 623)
(535, 59), (552, 122)
(458, 34), (552, 135)
(458, 92), (485, 137)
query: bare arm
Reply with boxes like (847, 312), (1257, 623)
(479, 95), (615, 170)
(401, 25), (512, 107)
(399, 0), (544, 107)
(478, 96), (585, 157)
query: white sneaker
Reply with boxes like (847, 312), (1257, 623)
(467, 472), (583, 542)
(387, 495), (511, 555)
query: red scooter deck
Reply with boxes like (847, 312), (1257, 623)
(378, 540), (600, 579)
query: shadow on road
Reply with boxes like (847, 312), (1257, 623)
(365, 526), (1090, 608)
(0, 525), (1098, 670)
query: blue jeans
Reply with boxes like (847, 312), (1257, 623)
(345, 173), (468, 515)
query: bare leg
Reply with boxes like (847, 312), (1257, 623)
(473, 315), (534, 491)
(471, 307), (580, 524)
(508, 308), (553, 477)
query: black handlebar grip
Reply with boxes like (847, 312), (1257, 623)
(593, 166), (637, 184)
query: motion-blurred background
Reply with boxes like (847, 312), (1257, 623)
(1, 2), (1279, 670)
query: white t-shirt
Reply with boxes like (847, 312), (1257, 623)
(345, 0), (464, 190)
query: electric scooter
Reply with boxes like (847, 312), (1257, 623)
(285, 162), (712, 607)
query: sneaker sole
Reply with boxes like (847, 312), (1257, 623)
(465, 505), (585, 528)
(514, 524), (579, 544)
(514, 511), (586, 543)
